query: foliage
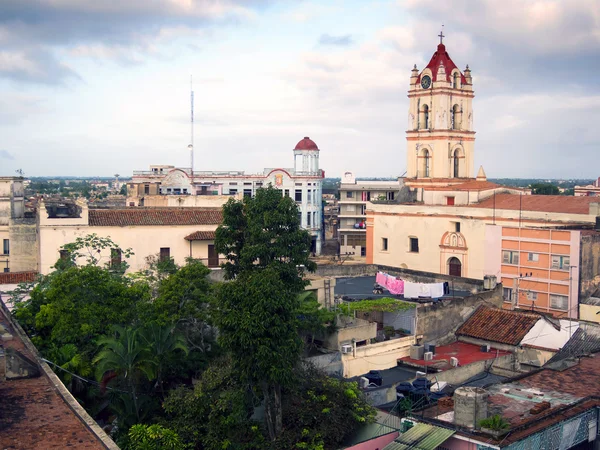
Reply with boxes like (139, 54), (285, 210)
(12, 265), (151, 355)
(479, 414), (510, 431)
(125, 424), (188, 450)
(530, 182), (560, 195)
(47, 343), (92, 394)
(297, 291), (336, 350)
(55, 233), (133, 271)
(163, 356), (264, 450)
(275, 365), (376, 450)
(341, 297), (416, 314)
(120, 184), (128, 196)
(214, 186), (316, 440)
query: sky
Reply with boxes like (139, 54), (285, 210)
(0, 0), (599, 179)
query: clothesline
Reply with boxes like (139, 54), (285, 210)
(375, 271), (449, 299)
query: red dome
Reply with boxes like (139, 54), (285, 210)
(417, 43), (467, 84)
(294, 136), (319, 151)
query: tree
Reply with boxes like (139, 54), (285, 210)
(94, 326), (158, 425)
(296, 291), (336, 351)
(530, 182), (560, 195)
(126, 424), (187, 450)
(214, 186), (316, 440)
(56, 233), (133, 271)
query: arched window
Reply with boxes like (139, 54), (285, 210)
(451, 104), (461, 130)
(423, 105), (429, 129)
(453, 72), (459, 89)
(422, 149), (430, 177)
(453, 149), (460, 178)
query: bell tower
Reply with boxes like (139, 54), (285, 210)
(405, 33), (475, 187)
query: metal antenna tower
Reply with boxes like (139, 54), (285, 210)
(189, 75), (194, 176)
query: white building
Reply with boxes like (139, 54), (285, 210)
(128, 137), (325, 254)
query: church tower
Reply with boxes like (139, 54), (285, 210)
(405, 33), (475, 187)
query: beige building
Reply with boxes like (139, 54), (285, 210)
(37, 199), (222, 274)
(338, 171), (404, 257)
(365, 36), (600, 320)
(575, 177), (600, 197)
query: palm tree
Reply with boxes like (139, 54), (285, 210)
(93, 326), (157, 422)
(139, 323), (188, 395)
(49, 344), (92, 394)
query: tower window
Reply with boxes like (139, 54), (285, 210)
(423, 105), (429, 129)
(421, 149), (431, 178)
(453, 72), (459, 89)
(453, 149), (460, 178)
(451, 104), (461, 130)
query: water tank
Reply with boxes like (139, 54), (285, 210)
(412, 377), (432, 390)
(410, 344), (425, 360)
(454, 387), (488, 429)
(483, 275), (498, 290)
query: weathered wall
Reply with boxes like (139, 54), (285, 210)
(580, 304), (600, 324)
(416, 284), (504, 346)
(8, 218), (37, 272)
(579, 233), (600, 301)
(342, 336), (414, 378)
(426, 353), (515, 386)
(304, 352), (343, 377)
(324, 316), (377, 350)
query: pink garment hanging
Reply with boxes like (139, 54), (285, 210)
(387, 278), (404, 295)
(376, 272), (387, 287)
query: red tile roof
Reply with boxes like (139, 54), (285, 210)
(184, 230), (216, 241)
(0, 301), (114, 449)
(0, 271), (38, 284)
(420, 43), (466, 83)
(88, 208), (223, 227)
(456, 306), (540, 345)
(474, 193), (598, 215)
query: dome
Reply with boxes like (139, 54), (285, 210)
(294, 136), (319, 151)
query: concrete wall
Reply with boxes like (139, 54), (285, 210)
(426, 353), (515, 386)
(325, 316), (377, 350)
(416, 284), (504, 346)
(342, 335), (415, 378)
(579, 233), (600, 303)
(8, 218), (37, 272)
(580, 304), (600, 324)
(304, 352), (343, 377)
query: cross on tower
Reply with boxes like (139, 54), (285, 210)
(438, 29), (445, 44)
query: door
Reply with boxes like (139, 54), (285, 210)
(448, 257), (462, 277)
(208, 244), (219, 268)
(446, 196), (455, 206)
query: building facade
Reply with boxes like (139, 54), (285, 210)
(127, 137), (325, 254)
(574, 177), (600, 197)
(365, 36), (600, 319)
(338, 171), (404, 257)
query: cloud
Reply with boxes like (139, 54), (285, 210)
(318, 34), (354, 47)
(0, 150), (14, 160)
(0, 0), (268, 83)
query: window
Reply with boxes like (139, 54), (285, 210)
(295, 183), (302, 186)
(307, 212), (311, 227)
(2, 239), (8, 255)
(244, 182), (252, 186)
(284, 189), (290, 197)
(453, 149), (460, 177)
(295, 190), (302, 202)
(59, 249), (69, 261)
(503, 288), (513, 302)
(423, 104), (429, 129)
(298, 212), (302, 225)
(451, 104), (461, 130)
(527, 291), (538, 301)
(243, 189), (252, 198)
(453, 72), (459, 89)
(422, 149), (430, 177)
(387, 191), (395, 201)
(551, 255), (570, 270)
(409, 237), (419, 253)
(382, 238), (388, 251)
(110, 248), (122, 268)
(307, 190), (312, 204)
(144, 184), (150, 194)
(528, 253), (539, 262)
(550, 294), (568, 311)
(447, 196), (455, 206)
(230, 182), (238, 185)
(347, 235), (366, 248)
(160, 247), (170, 262)
(360, 204), (367, 215)
(502, 250), (519, 265)
(229, 189), (237, 195)
(346, 191), (353, 199)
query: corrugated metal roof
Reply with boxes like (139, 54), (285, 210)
(383, 423), (455, 450)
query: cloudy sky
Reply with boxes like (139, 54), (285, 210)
(1, 0), (599, 178)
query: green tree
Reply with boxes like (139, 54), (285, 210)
(56, 233), (133, 271)
(126, 424), (187, 450)
(530, 182), (560, 195)
(214, 186), (316, 440)
(94, 325), (157, 424)
(296, 291), (336, 351)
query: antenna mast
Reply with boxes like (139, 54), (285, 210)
(190, 75), (194, 176)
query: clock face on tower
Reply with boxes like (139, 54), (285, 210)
(420, 75), (431, 89)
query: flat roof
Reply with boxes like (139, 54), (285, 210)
(335, 276), (470, 300)
(398, 341), (511, 372)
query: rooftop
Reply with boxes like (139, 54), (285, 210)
(184, 230), (217, 241)
(474, 193), (599, 215)
(0, 299), (115, 449)
(398, 341), (511, 372)
(88, 207), (223, 227)
(456, 306), (540, 346)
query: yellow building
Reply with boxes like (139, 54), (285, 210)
(366, 36), (600, 320)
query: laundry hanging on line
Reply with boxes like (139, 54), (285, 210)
(376, 271), (446, 299)
(375, 272), (404, 295)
